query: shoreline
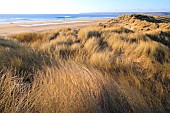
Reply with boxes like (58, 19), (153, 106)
(0, 18), (110, 36)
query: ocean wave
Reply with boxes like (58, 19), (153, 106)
(15, 18), (25, 20)
(55, 16), (72, 19)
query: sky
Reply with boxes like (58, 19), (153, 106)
(0, 0), (169, 14)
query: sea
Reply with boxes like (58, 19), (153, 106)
(0, 12), (169, 24)
(0, 14), (118, 24)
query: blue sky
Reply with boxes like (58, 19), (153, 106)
(0, 0), (169, 14)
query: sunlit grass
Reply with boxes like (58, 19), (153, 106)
(1, 14), (170, 113)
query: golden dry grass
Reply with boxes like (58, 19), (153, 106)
(1, 14), (170, 113)
(0, 62), (167, 113)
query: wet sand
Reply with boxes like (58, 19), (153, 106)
(0, 18), (109, 36)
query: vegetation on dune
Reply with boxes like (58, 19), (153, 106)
(100, 14), (170, 32)
(1, 14), (170, 113)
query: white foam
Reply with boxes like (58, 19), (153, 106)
(19, 21), (91, 27)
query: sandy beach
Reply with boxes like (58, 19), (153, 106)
(0, 18), (109, 36)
